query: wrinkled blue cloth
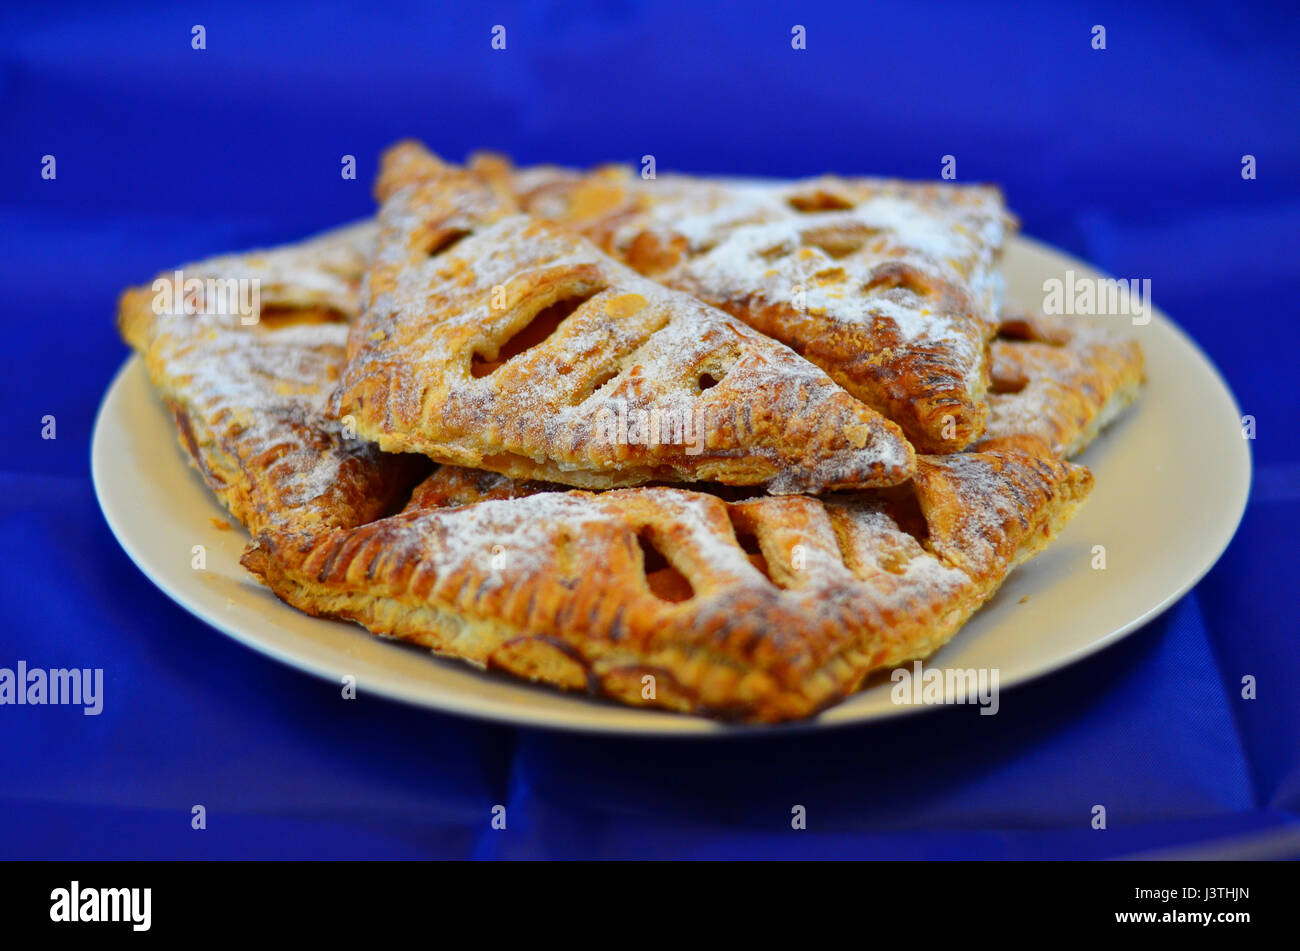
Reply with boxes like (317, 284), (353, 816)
(1, 1), (1296, 859)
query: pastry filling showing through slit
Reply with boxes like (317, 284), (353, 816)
(637, 530), (694, 603)
(727, 511), (773, 581)
(257, 306), (348, 328)
(989, 372), (1029, 394)
(471, 287), (602, 377)
(425, 228), (471, 258)
(876, 484), (931, 547)
(786, 191), (856, 213)
(801, 225), (878, 260)
(863, 262), (932, 297)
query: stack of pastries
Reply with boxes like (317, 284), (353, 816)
(116, 142), (1143, 722)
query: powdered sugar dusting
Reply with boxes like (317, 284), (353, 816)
(176, 220), (377, 319)
(418, 491), (610, 578)
(651, 186), (1006, 345)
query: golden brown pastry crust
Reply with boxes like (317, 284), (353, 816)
(132, 220), (378, 324)
(334, 142), (917, 494)
(242, 450), (1092, 722)
(116, 225), (425, 537)
(977, 308), (1144, 457)
(475, 155), (1015, 454)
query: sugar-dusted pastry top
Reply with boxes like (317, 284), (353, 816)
(977, 308), (1144, 458)
(116, 226), (424, 538)
(334, 142), (918, 494)
(244, 450), (1092, 722)
(476, 155), (1015, 453)
(156, 219), (378, 323)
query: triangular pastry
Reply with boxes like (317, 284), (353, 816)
(975, 307), (1144, 457)
(472, 155), (1014, 453)
(137, 219), (378, 324)
(333, 142), (917, 494)
(243, 450), (1091, 722)
(117, 225), (424, 537)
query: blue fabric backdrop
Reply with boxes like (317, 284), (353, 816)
(1, 0), (1296, 859)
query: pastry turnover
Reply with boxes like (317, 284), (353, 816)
(143, 219), (378, 323)
(333, 142), (917, 494)
(472, 154), (1014, 453)
(243, 450), (1091, 722)
(117, 225), (424, 537)
(976, 308), (1144, 458)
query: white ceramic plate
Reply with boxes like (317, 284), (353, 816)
(92, 235), (1251, 735)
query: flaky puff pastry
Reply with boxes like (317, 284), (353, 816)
(116, 223), (425, 537)
(332, 142), (917, 494)
(471, 154), (1014, 454)
(134, 219), (378, 323)
(243, 450), (1091, 722)
(976, 308), (1144, 458)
